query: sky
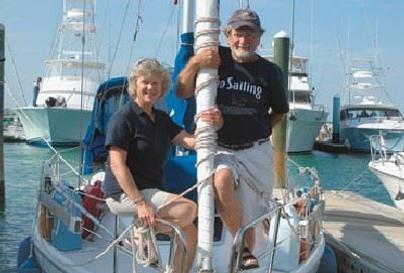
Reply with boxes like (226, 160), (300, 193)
(1, 0), (404, 117)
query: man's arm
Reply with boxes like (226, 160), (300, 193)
(176, 56), (201, 98)
(176, 48), (220, 98)
(269, 112), (286, 128)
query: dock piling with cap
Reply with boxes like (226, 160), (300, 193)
(0, 24), (5, 207)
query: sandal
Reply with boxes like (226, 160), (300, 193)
(240, 247), (259, 270)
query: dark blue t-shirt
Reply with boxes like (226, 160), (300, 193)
(217, 47), (289, 145)
(103, 100), (182, 198)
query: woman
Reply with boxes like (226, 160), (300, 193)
(103, 58), (222, 273)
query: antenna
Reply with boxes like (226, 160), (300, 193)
(239, 0), (250, 9)
(288, 0), (296, 101)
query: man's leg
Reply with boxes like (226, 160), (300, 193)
(213, 168), (257, 268)
(213, 168), (242, 237)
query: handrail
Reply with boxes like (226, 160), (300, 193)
(41, 158), (189, 273)
(369, 134), (387, 162)
(228, 204), (283, 273)
(120, 219), (188, 273)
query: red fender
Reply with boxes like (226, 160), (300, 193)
(81, 181), (104, 239)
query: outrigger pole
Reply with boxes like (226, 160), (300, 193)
(194, 0), (220, 272)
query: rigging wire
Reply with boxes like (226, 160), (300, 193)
(154, 5), (177, 59)
(124, 0), (143, 75)
(132, 0), (143, 43)
(5, 39), (28, 106)
(77, 0), (94, 184)
(107, 0), (132, 78)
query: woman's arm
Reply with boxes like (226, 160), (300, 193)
(109, 146), (143, 202)
(109, 146), (157, 225)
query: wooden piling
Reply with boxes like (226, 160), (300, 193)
(272, 31), (290, 189)
(0, 24), (5, 206)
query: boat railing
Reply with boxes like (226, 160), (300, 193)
(113, 218), (189, 273)
(228, 194), (324, 273)
(229, 204), (283, 273)
(370, 134), (388, 162)
(39, 158), (190, 273)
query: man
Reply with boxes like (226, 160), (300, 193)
(32, 76), (42, 107)
(176, 9), (289, 269)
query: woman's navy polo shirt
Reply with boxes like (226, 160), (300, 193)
(103, 100), (182, 198)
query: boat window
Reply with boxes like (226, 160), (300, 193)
(345, 108), (403, 119)
(385, 109), (402, 118)
(289, 90), (311, 103)
(340, 110), (347, 121)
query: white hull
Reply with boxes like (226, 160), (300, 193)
(287, 108), (328, 153)
(369, 159), (404, 211)
(32, 210), (325, 273)
(17, 107), (90, 146)
(340, 119), (404, 152)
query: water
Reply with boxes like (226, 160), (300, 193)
(0, 143), (393, 272)
(0, 143), (81, 272)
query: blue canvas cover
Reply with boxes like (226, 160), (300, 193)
(82, 77), (130, 175)
(165, 32), (195, 133)
(81, 35), (199, 200)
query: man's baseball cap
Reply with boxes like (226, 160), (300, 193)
(226, 9), (262, 32)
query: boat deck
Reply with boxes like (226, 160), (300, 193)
(323, 191), (404, 273)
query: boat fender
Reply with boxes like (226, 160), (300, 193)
(317, 244), (337, 273)
(18, 256), (41, 273)
(298, 220), (310, 263)
(45, 97), (57, 107)
(81, 180), (104, 239)
(17, 237), (31, 267)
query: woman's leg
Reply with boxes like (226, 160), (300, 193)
(157, 194), (197, 273)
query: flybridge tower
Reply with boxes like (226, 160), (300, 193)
(36, 0), (105, 110)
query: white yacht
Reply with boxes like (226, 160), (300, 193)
(339, 59), (404, 152)
(286, 56), (328, 153)
(369, 134), (404, 211)
(3, 111), (25, 142)
(17, 0), (104, 146)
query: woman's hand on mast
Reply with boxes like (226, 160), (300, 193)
(197, 107), (224, 130)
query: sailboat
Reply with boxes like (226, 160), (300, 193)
(339, 58), (404, 152)
(16, 0), (105, 146)
(17, 1), (329, 273)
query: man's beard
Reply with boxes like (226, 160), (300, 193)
(232, 48), (256, 60)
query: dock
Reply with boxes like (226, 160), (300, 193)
(323, 191), (404, 273)
(314, 140), (349, 153)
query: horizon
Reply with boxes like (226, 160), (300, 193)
(1, 0), (403, 116)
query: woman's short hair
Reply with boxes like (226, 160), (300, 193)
(128, 58), (171, 98)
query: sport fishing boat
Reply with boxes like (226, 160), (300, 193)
(16, 0), (105, 146)
(17, 1), (330, 272)
(264, 55), (328, 153)
(369, 134), (404, 211)
(339, 59), (404, 152)
(3, 111), (25, 142)
(286, 56), (328, 153)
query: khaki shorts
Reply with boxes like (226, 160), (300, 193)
(215, 141), (274, 224)
(106, 188), (170, 216)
